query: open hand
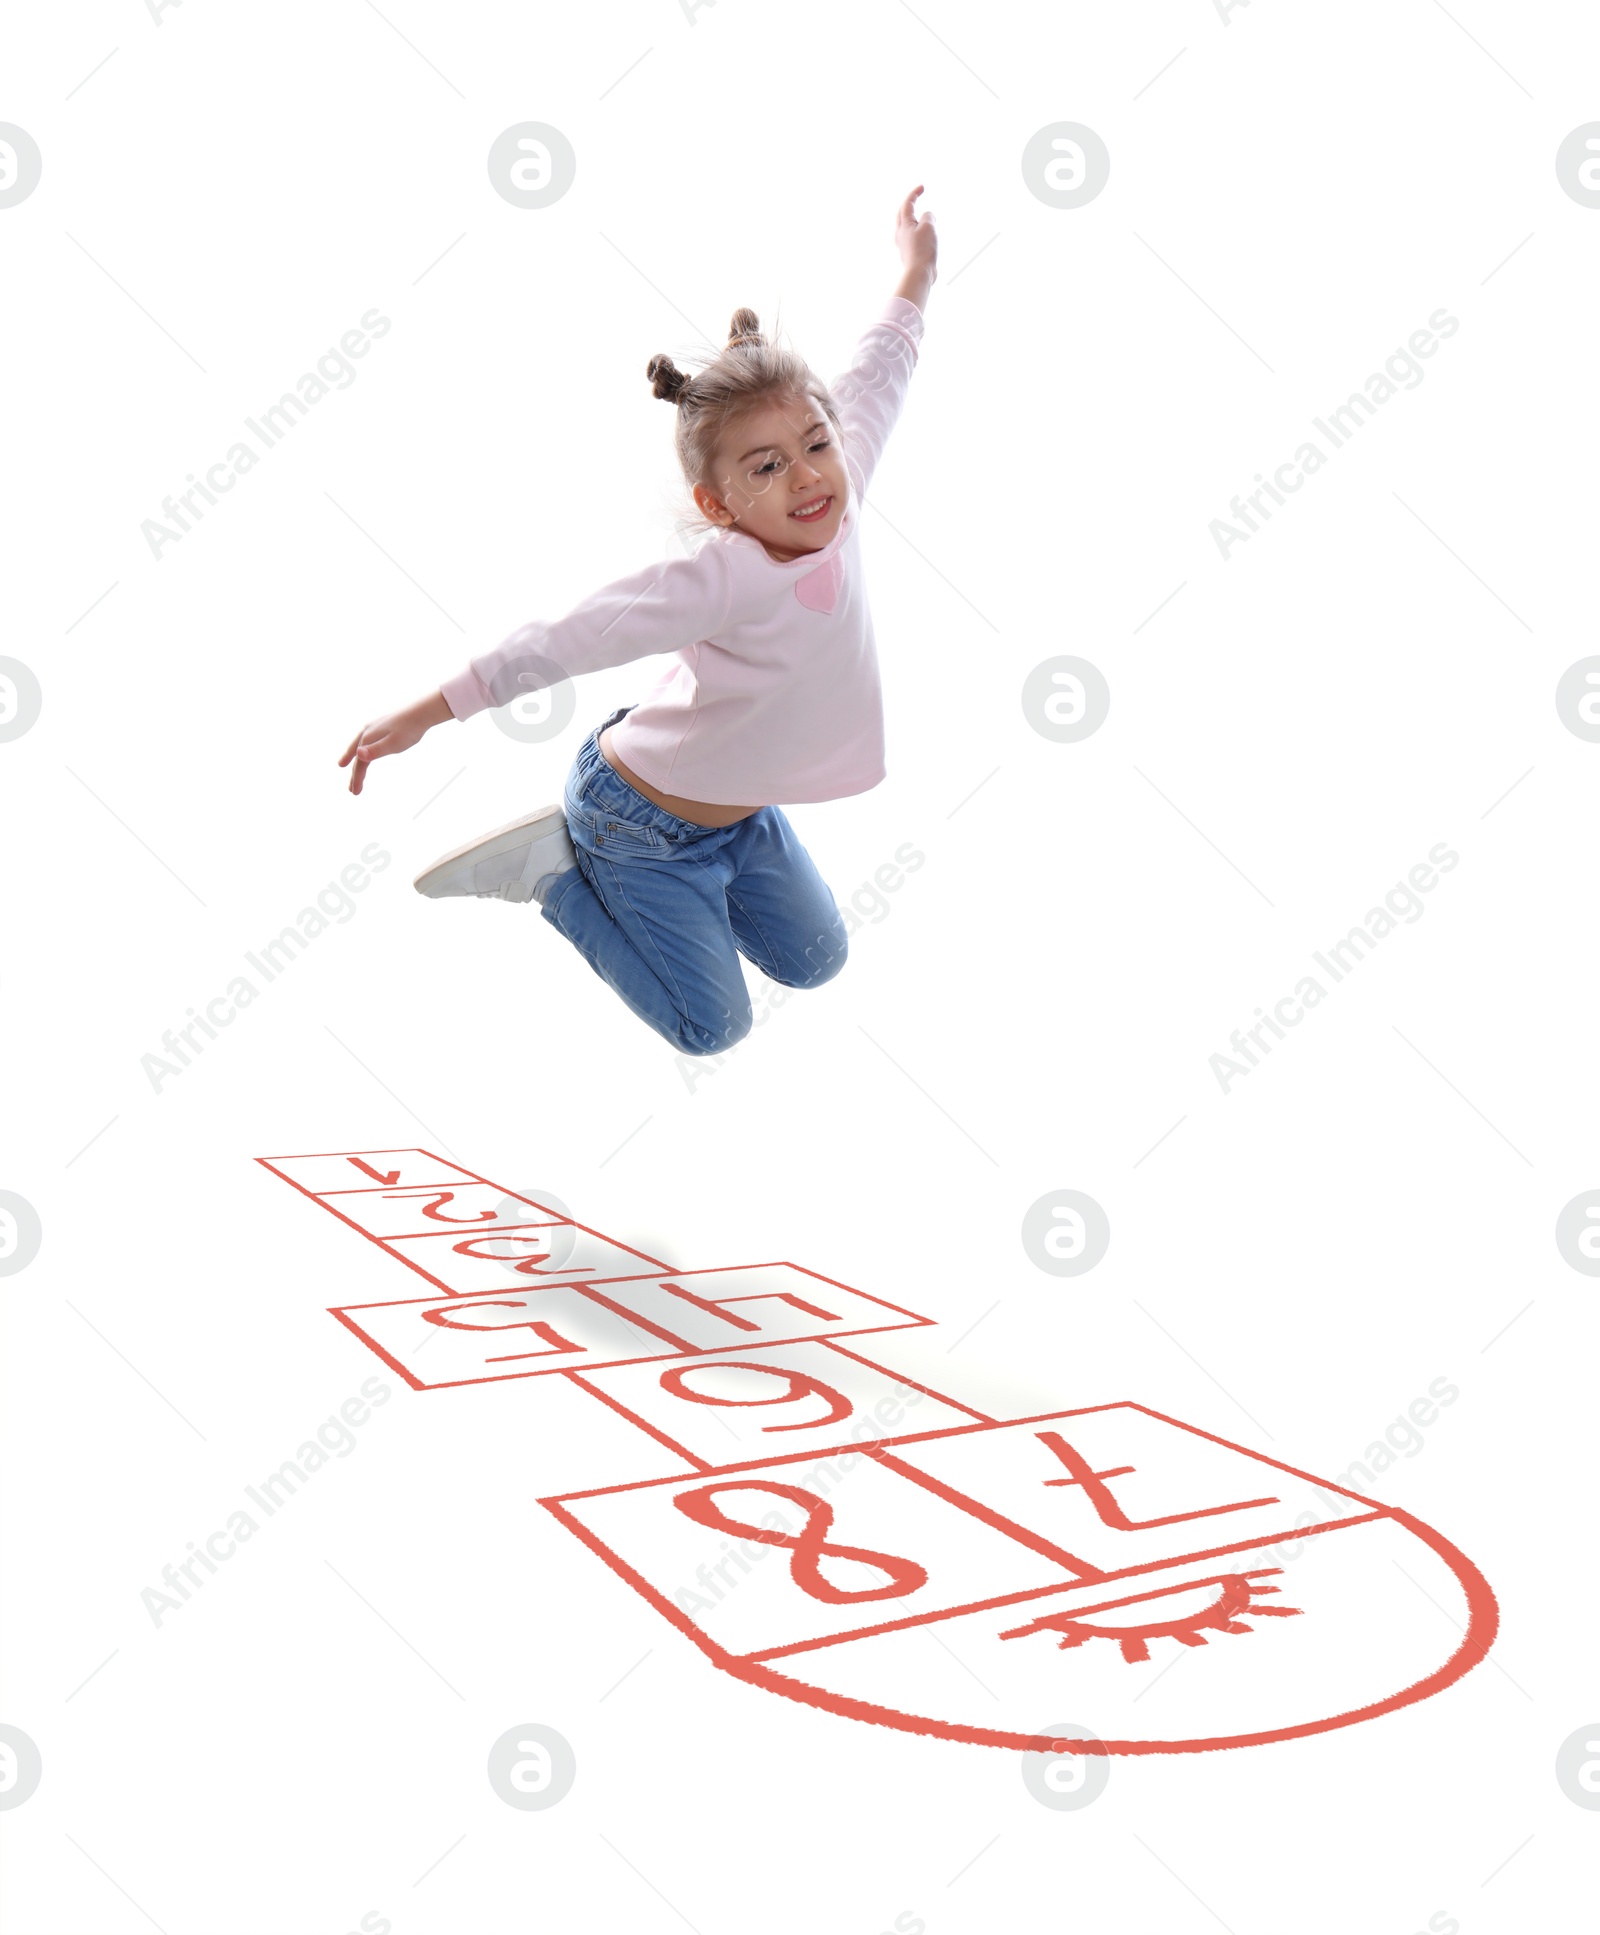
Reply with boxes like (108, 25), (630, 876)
(895, 184), (938, 280)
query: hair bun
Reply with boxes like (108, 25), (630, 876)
(646, 353), (690, 405)
(727, 306), (764, 349)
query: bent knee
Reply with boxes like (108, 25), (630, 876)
(679, 999), (753, 1057)
(780, 919), (848, 989)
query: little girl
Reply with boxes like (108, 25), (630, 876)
(340, 186), (937, 1056)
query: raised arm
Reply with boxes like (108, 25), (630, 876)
(830, 185), (937, 499)
(892, 183), (937, 315)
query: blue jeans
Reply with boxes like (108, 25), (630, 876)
(541, 708), (850, 1054)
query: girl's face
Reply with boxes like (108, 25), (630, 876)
(695, 393), (848, 561)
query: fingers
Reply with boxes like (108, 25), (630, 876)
(339, 724), (387, 768)
(341, 726), (390, 792)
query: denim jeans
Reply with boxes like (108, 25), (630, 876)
(541, 707), (850, 1054)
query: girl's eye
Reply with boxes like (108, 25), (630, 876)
(752, 438), (828, 478)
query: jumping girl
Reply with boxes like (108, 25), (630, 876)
(339, 185), (937, 1056)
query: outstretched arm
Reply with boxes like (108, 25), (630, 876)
(893, 184), (938, 312)
(338, 544), (731, 795)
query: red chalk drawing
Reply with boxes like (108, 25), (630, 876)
(257, 1146), (1499, 1757)
(999, 1570), (1302, 1663)
(346, 1159), (403, 1186)
(674, 1481), (931, 1604)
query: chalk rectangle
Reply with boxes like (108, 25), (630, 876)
(256, 1148), (483, 1196)
(574, 1340), (979, 1468)
(331, 1266), (931, 1391)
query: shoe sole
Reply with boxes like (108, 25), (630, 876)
(413, 805), (569, 896)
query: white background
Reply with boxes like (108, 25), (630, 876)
(4, 0), (1597, 1929)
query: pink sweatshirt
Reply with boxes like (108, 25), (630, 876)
(439, 297), (926, 806)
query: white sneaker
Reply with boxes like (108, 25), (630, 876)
(413, 806), (578, 904)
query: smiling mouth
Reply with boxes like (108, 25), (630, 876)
(789, 495), (833, 522)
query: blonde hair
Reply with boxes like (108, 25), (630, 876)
(647, 308), (837, 516)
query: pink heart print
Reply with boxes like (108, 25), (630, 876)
(795, 554), (843, 614)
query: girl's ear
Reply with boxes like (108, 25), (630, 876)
(693, 482), (736, 527)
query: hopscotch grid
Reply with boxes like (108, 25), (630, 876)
(257, 1147), (1496, 1758)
